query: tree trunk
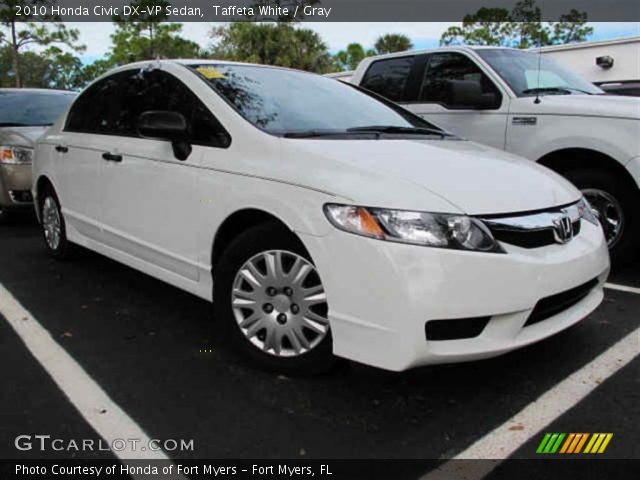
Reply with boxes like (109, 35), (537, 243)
(10, 21), (21, 88)
(149, 23), (154, 59)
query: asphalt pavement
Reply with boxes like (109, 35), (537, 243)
(1, 213), (638, 474)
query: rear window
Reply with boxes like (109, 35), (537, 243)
(360, 57), (415, 102)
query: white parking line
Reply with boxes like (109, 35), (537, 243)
(605, 282), (640, 295)
(422, 325), (640, 480)
(0, 283), (186, 479)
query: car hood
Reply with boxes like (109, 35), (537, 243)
(285, 137), (581, 215)
(0, 126), (47, 148)
(510, 93), (640, 120)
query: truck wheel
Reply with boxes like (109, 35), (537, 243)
(564, 169), (639, 264)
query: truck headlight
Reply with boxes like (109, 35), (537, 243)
(0, 146), (33, 165)
(324, 204), (504, 253)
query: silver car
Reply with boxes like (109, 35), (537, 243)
(0, 89), (76, 224)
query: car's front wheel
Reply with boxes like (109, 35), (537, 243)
(40, 187), (73, 259)
(214, 222), (335, 374)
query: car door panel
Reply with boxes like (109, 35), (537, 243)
(100, 138), (202, 281)
(53, 133), (108, 242)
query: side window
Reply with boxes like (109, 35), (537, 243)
(360, 56), (414, 102)
(115, 70), (230, 147)
(420, 53), (501, 109)
(65, 73), (126, 134)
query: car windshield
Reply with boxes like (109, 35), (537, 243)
(189, 64), (441, 136)
(0, 91), (76, 127)
(476, 49), (603, 97)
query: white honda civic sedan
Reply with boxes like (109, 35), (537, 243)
(33, 60), (609, 373)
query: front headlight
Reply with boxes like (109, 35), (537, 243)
(324, 204), (504, 253)
(0, 146), (34, 165)
(577, 197), (599, 226)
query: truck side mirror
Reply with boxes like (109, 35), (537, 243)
(448, 80), (498, 110)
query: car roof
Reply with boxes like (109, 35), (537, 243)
(101, 58), (317, 78)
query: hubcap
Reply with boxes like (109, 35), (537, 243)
(582, 188), (624, 248)
(231, 250), (329, 357)
(42, 196), (62, 250)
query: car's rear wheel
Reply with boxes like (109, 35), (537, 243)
(40, 187), (73, 259)
(214, 222), (335, 375)
(564, 169), (639, 264)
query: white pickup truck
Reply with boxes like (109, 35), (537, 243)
(351, 46), (640, 262)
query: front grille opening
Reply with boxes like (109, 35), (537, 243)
(425, 317), (491, 341)
(492, 221), (581, 249)
(525, 278), (599, 327)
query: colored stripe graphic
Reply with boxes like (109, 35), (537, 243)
(559, 434), (575, 454)
(536, 433), (566, 454)
(536, 433), (552, 453)
(598, 434), (613, 453)
(541, 433), (614, 455)
(574, 433), (589, 453)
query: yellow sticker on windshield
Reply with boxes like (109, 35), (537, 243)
(196, 67), (226, 80)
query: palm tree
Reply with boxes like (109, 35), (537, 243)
(374, 34), (413, 54)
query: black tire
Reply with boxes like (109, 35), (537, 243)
(39, 186), (74, 260)
(213, 222), (336, 375)
(564, 168), (640, 264)
(0, 206), (10, 226)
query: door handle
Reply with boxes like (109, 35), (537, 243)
(55, 145), (68, 153)
(102, 152), (122, 163)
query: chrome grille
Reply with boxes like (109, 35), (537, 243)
(479, 202), (582, 249)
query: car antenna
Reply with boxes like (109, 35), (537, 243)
(534, 32), (543, 104)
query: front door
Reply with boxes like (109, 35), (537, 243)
(99, 68), (230, 282)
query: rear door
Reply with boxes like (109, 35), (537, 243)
(55, 74), (126, 242)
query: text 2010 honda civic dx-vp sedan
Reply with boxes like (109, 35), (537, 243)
(33, 60), (610, 373)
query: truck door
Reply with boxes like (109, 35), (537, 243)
(402, 52), (510, 150)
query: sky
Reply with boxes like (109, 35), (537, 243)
(66, 21), (640, 64)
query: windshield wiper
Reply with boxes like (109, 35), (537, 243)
(282, 126), (452, 139)
(522, 87), (592, 96)
(281, 130), (361, 139)
(347, 125), (450, 137)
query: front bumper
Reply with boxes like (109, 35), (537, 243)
(0, 163), (33, 207)
(300, 220), (610, 371)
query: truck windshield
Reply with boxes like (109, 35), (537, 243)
(188, 64), (442, 136)
(476, 49), (603, 97)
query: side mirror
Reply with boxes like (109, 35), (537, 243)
(137, 110), (192, 161)
(448, 80), (498, 110)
